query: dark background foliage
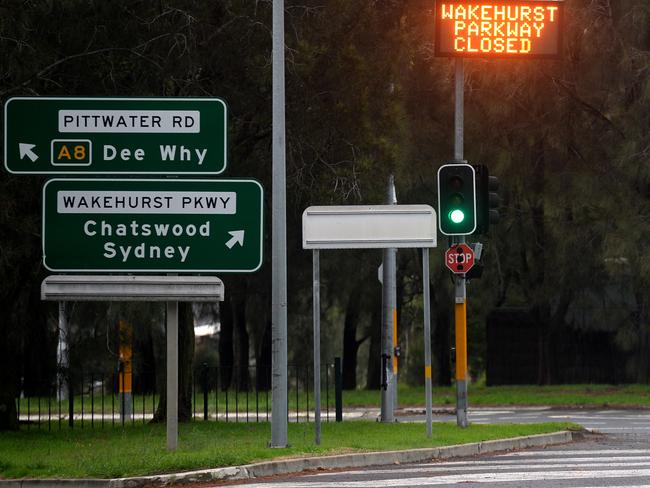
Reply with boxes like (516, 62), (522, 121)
(0, 0), (648, 429)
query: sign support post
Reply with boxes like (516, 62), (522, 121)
(422, 249), (433, 438)
(313, 249), (321, 445)
(166, 301), (179, 451)
(453, 58), (469, 428)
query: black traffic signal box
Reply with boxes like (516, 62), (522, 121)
(473, 164), (500, 234)
(437, 163), (476, 236)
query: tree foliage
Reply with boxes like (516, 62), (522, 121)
(1, 0), (649, 428)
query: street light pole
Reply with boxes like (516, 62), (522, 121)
(271, 0), (289, 448)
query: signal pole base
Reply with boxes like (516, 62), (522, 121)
(456, 379), (468, 427)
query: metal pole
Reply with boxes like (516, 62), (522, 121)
(454, 57), (469, 428)
(389, 178), (398, 411)
(313, 250), (321, 445)
(454, 58), (464, 162)
(389, 177), (398, 413)
(387, 245), (397, 416)
(380, 246), (396, 423)
(454, 287), (468, 428)
(119, 320), (133, 423)
(381, 176), (397, 423)
(166, 301), (179, 451)
(388, 175), (399, 412)
(334, 358), (343, 422)
(271, 0), (289, 448)
(422, 249), (433, 438)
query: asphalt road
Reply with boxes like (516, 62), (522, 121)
(223, 433), (650, 487)
(399, 407), (650, 434)
(215, 409), (650, 488)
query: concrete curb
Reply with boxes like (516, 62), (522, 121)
(1, 431), (574, 488)
(0, 482), (110, 488)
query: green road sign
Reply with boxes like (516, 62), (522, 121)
(4, 97), (227, 175)
(43, 179), (263, 273)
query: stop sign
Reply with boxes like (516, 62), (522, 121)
(445, 243), (475, 274)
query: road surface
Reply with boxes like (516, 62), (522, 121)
(215, 409), (650, 487)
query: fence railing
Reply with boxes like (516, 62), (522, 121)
(16, 362), (342, 429)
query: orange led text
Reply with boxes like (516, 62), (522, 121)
(436, 1), (562, 57)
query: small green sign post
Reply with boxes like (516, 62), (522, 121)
(42, 179), (263, 273)
(4, 97), (227, 175)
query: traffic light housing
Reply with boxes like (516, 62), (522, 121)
(437, 163), (476, 235)
(474, 164), (500, 234)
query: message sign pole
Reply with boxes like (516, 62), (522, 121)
(454, 58), (469, 428)
(454, 59), (464, 163)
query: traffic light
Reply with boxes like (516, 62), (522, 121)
(474, 164), (500, 234)
(437, 163), (476, 235)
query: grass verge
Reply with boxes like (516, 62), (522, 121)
(344, 384), (650, 408)
(0, 421), (577, 479)
(18, 384), (650, 417)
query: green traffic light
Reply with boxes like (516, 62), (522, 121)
(449, 209), (465, 224)
(437, 163), (477, 235)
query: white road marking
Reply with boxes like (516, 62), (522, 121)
(500, 448), (650, 456)
(234, 469), (650, 487)
(418, 456), (650, 465)
(333, 461), (650, 475)
(466, 410), (515, 415)
(548, 415), (650, 420)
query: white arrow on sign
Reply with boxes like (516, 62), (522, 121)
(19, 143), (39, 162)
(225, 230), (245, 249)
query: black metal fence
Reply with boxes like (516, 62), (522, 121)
(16, 361), (342, 429)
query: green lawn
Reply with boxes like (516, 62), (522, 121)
(0, 421), (577, 479)
(344, 384), (650, 408)
(17, 384), (650, 418)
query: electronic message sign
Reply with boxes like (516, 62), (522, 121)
(42, 179), (263, 273)
(435, 0), (564, 58)
(4, 97), (227, 175)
